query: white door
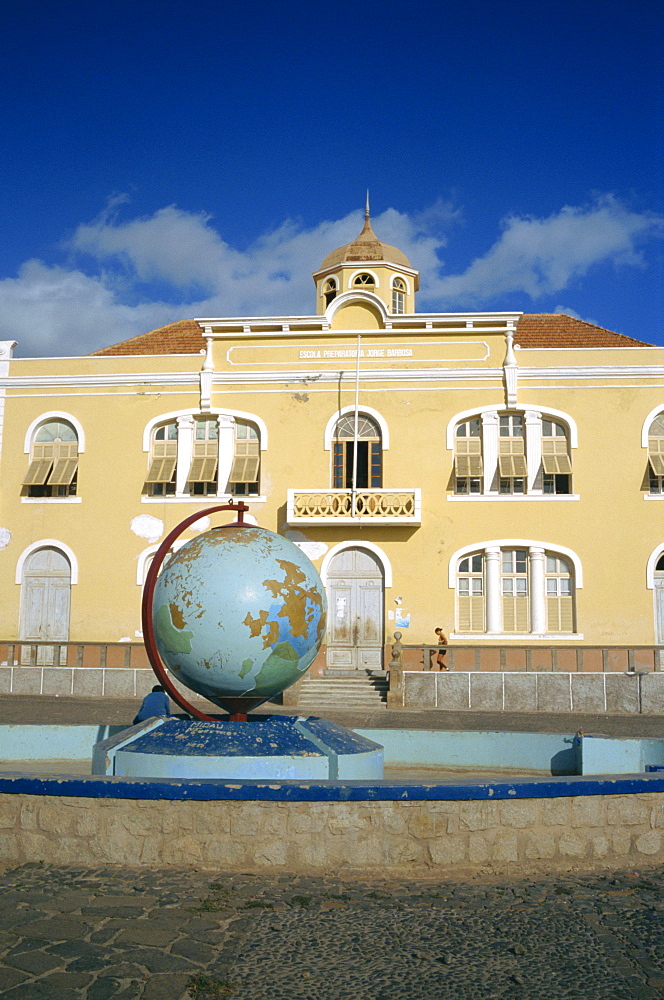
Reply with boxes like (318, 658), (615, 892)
(20, 548), (71, 664)
(655, 581), (664, 645)
(326, 548), (384, 669)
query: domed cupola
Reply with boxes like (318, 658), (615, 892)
(313, 196), (420, 317)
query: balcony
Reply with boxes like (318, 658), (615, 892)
(287, 488), (421, 525)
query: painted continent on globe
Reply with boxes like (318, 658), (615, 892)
(152, 525), (327, 705)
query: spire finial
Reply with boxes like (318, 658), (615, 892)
(365, 190), (370, 220)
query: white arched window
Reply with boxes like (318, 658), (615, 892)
(391, 277), (406, 314)
(352, 272), (376, 290)
(143, 411), (262, 499)
(454, 543), (578, 636)
(332, 414), (382, 489)
(450, 408), (574, 496)
(22, 419), (79, 498)
(322, 278), (338, 307)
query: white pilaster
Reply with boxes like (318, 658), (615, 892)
(175, 414), (195, 495)
(529, 546), (546, 633)
(199, 336), (214, 412)
(485, 546), (502, 632)
(217, 415), (236, 495)
(481, 411), (499, 494)
(525, 410), (542, 493)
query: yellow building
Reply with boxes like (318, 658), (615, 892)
(1, 207), (663, 670)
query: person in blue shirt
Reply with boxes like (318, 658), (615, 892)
(133, 685), (171, 725)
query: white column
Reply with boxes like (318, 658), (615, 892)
(485, 546), (502, 633)
(175, 414), (195, 495)
(529, 546), (546, 634)
(217, 414), (235, 495)
(481, 411), (499, 494)
(525, 410), (542, 493)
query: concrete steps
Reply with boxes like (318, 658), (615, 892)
(296, 670), (388, 710)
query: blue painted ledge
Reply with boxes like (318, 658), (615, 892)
(0, 772), (661, 802)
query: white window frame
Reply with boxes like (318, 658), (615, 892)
(448, 539), (582, 639)
(142, 408), (267, 503)
(447, 405), (578, 500)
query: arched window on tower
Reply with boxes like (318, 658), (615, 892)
(332, 414), (382, 489)
(23, 420), (79, 497)
(323, 278), (338, 307)
(392, 277), (406, 314)
(353, 272), (375, 289)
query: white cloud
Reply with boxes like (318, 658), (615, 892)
(423, 196), (663, 307)
(0, 259), (187, 356)
(0, 194), (661, 357)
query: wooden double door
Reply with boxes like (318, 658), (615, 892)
(326, 548), (384, 669)
(19, 547), (71, 664)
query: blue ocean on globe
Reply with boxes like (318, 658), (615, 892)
(152, 525), (327, 703)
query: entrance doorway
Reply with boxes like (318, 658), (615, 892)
(19, 547), (71, 664)
(326, 547), (384, 669)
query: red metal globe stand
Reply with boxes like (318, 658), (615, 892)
(141, 501), (266, 722)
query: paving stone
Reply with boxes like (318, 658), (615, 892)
(114, 924), (178, 947)
(142, 972), (193, 998)
(4, 948), (62, 974)
(117, 948), (195, 973)
(170, 937), (217, 964)
(87, 979), (123, 1000)
(20, 916), (90, 940)
(0, 966), (30, 990)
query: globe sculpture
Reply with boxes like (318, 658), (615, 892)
(142, 503), (327, 719)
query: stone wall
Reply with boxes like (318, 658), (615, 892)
(389, 670), (664, 714)
(0, 791), (662, 871)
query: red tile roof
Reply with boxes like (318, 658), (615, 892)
(91, 319), (205, 356)
(90, 314), (652, 357)
(514, 314), (652, 349)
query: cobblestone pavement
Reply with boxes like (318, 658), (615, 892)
(0, 863), (661, 999)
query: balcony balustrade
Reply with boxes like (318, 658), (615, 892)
(287, 488), (421, 525)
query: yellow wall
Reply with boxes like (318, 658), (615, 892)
(1, 311), (663, 651)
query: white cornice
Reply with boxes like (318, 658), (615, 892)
(519, 366), (664, 379)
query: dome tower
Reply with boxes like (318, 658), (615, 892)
(312, 196), (420, 319)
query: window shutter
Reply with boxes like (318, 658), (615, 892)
(49, 441), (79, 486)
(502, 595), (529, 633)
(498, 438), (527, 477)
(541, 437), (572, 474)
(648, 437), (664, 476)
(229, 438), (260, 484)
(455, 437), (483, 477)
(23, 442), (55, 486)
(145, 440), (177, 484)
(559, 596), (574, 632)
(188, 440), (218, 483)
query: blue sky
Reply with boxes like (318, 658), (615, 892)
(0, 0), (662, 356)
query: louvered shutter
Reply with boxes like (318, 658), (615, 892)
(455, 437), (483, 477)
(648, 437), (664, 476)
(23, 442), (55, 486)
(502, 595), (529, 633)
(49, 441), (79, 486)
(498, 438), (527, 477)
(145, 440), (177, 483)
(188, 440), (218, 483)
(229, 438), (260, 484)
(541, 437), (572, 474)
